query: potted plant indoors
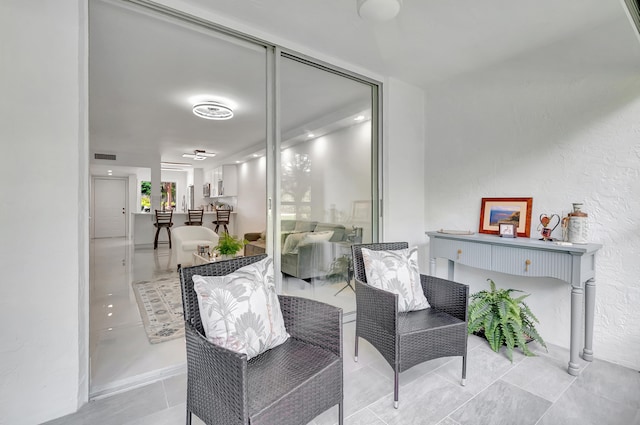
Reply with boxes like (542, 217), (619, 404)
(214, 233), (247, 259)
(468, 279), (547, 361)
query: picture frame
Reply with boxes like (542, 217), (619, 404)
(479, 197), (533, 238)
(499, 222), (517, 238)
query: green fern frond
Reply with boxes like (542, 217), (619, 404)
(486, 319), (503, 353)
(469, 279), (546, 362)
(520, 302), (539, 324)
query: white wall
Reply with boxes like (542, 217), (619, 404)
(424, 16), (640, 369)
(280, 121), (373, 228)
(383, 78), (427, 250)
(237, 157), (267, 238)
(0, 1), (87, 424)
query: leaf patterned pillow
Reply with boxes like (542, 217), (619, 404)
(361, 247), (431, 312)
(192, 257), (289, 359)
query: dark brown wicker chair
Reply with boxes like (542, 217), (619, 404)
(352, 242), (469, 408)
(179, 254), (344, 425)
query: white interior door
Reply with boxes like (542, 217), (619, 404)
(94, 178), (127, 238)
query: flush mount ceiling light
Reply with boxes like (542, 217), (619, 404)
(357, 0), (402, 21)
(192, 101), (234, 120)
(182, 150), (216, 161)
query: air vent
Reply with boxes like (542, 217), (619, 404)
(94, 153), (116, 160)
(624, 0), (640, 36)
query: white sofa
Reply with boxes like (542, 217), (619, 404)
(173, 226), (219, 268)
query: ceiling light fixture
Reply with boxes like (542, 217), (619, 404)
(161, 161), (193, 171)
(182, 150), (216, 160)
(357, 0), (402, 21)
(192, 101), (234, 120)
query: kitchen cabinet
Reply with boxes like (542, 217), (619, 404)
(206, 165), (237, 197)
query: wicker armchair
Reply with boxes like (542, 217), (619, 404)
(352, 242), (469, 408)
(179, 254), (344, 425)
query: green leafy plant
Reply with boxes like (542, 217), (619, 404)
(215, 233), (247, 256)
(326, 255), (353, 283)
(468, 279), (547, 361)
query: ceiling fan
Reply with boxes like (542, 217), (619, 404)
(182, 149), (216, 161)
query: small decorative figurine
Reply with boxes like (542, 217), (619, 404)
(538, 213), (560, 241)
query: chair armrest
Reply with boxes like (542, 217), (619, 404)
(244, 232), (262, 242)
(184, 322), (249, 423)
(354, 279), (398, 335)
(278, 295), (342, 357)
(421, 275), (468, 322)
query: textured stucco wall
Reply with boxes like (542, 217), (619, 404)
(424, 15), (640, 369)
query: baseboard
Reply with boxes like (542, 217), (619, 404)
(89, 362), (186, 400)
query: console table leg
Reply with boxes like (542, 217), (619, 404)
(568, 284), (584, 376)
(430, 257), (436, 276)
(447, 259), (454, 281)
(583, 278), (596, 362)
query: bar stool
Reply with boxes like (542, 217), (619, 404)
(184, 209), (204, 226)
(154, 210), (173, 249)
(212, 209), (230, 234)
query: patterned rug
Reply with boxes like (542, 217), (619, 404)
(132, 273), (185, 344)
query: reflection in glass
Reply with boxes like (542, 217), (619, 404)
(278, 55), (376, 318)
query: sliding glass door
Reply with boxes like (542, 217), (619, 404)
(277, 54), (378, 318)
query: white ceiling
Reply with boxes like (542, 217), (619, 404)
(89, 0), (372, 174)
(89, 0), (635, 175)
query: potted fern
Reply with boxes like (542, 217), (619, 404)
(214, 233), (247, 259)
(468, 279), (547, 361)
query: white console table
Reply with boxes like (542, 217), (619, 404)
(426, 231), (602, 376)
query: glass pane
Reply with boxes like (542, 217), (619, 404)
(279, 56), (375, 318)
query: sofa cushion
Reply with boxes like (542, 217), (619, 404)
(281, 220), (297, 232)
(192, 257), (289, 360)
(361, 247), (431, 312)
(294, 221), (317, 232)
(283, 232), (307, 254)
(315, 223), (346, 242)
(297, 231), (334, 250)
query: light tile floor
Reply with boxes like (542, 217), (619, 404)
(48, 325), (640, 425)
(89, 238), (355, 397)
(78, 238), (640, 425)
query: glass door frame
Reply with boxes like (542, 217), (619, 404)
(269, 49), (382, 292)
(124, 0), (383, 290)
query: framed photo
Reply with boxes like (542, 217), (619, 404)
(499, 222), (517, 238)
(479, 197), (533, 238)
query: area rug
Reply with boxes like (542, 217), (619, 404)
(132, 273), (185, 344)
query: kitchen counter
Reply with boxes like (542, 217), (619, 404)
(132, 211), (237, 247)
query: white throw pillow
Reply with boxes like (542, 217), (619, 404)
(282, 232), (307, 254)
(361, 247), (431, 312)
(296, 231), (334, 251)
(192, 257), (289, 359)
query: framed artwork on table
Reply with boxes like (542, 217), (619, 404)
(479, 197), (533, 238)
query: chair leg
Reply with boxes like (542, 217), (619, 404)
(214, 223), (219, 233)
(166, 227), (172, 249)
(154, 226), (160, 249)
(461, 355), (467, 386)
(394, 369), (399, 409)
(186, 409), (192, 425)
(223, 224), (229, 234)
(338, 402), (344, 425)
